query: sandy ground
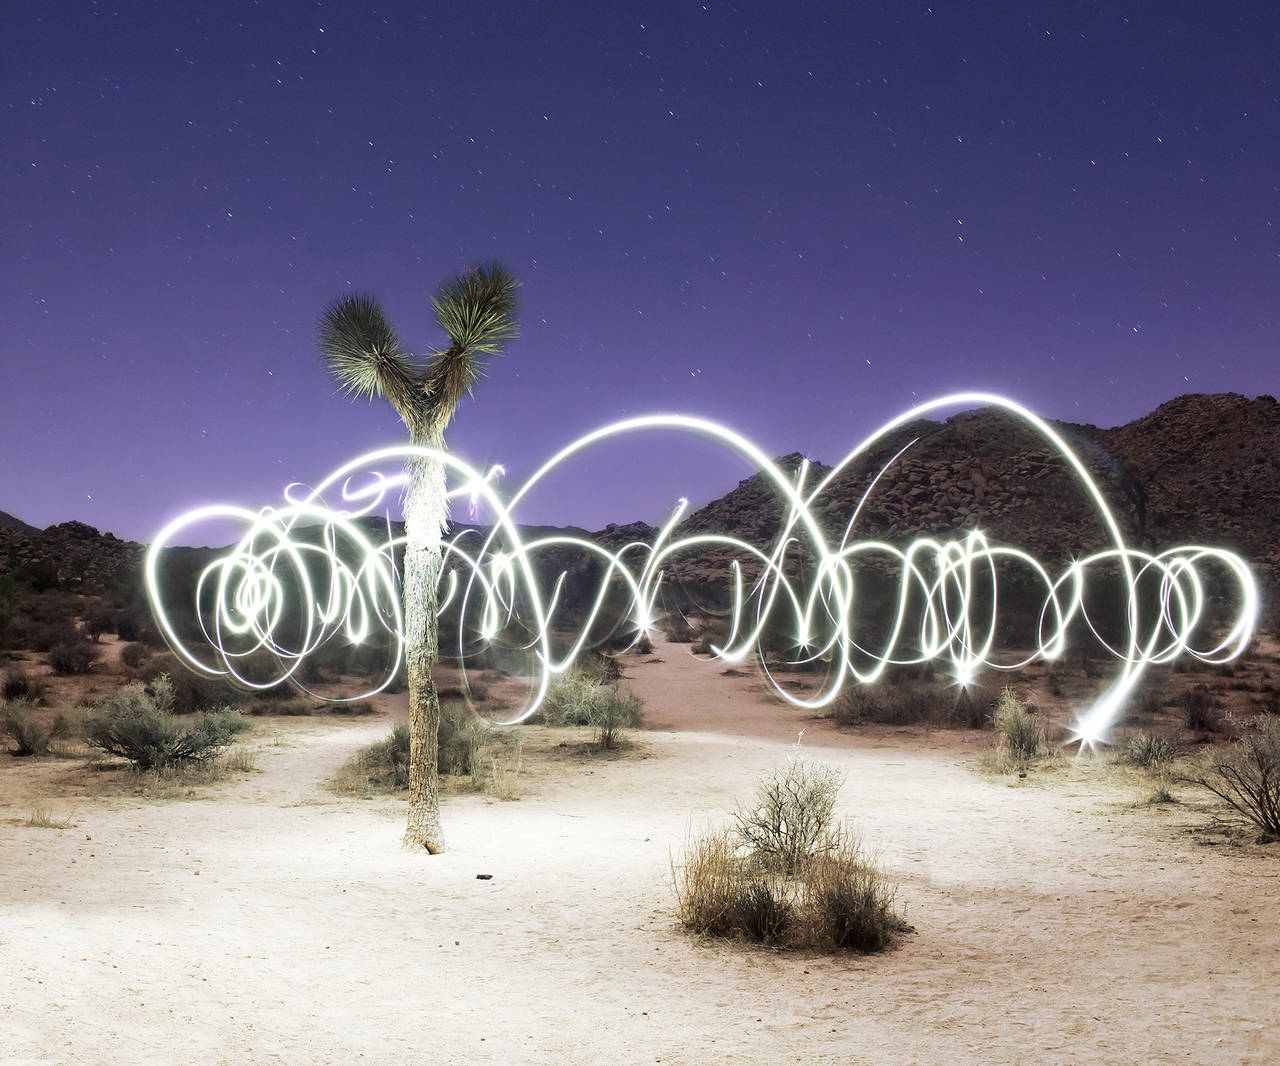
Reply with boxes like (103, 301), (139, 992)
(2, 637), (1278, 1065)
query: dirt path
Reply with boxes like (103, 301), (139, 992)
(1, 640), (1277, 1064)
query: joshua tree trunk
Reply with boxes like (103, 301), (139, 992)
(401, 426), (448, 852)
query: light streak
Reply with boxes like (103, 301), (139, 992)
(145, 393), (1260, 744)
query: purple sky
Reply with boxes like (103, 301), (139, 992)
(3, 1), (1277, 543)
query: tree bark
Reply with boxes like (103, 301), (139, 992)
(401, 426), (448, 852)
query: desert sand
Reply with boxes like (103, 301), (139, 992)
(2, 637), (1278, 1065)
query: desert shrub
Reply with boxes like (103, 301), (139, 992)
(83, 675), (248, 770)
(633, 634), (654, 655)
(164, 669), (243, 715)
(115, 613), (141, 642)
(673, 798), (905, 951)
(733, 756), (846, 874)
(832, 686), (879, 728)
(1184, 716), (1280, 840)
(49, 639), (98, 675)
(539, 669), (643, 748)
(137, 624), (168, 649)
(832, 681), (992, 730)
(539, 669), (598, 724)
(1127, 732), (1178, 770)
(83, 606), (116, 643)
(120, 642), (150, 669)
(438, 701), (490, 777)
(2, 667), (46, 703)
(992, 687), (1045, 768)
(336, 706), (516, 794)
(593, 686), (643, 750)
(331, 699), (376, 716)
(348, 722), (411, 790)
(1, 698), (68, 756)
(27, 620), (79, 653)
(576, 650), (622, 684)
(1180, 685), (1222, 732)
(1130, 681), (1169, 720)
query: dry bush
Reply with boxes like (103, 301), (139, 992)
(1183, 716), (1280, 840)
(539, 669), (644, 749)
(733, 756), (846, 874)
(335, 722), (410, 792)
(1, 698), (68, 756)
(672, 829), (792, 945)
(797, 835), (905, 953)
(49, 640), (98, 675)
(2, 667), (46, 703)
(1180, 685), (1222, 733)
(662, 615), (698, 643)
(120, 642), (150, 669)
(833, 680), (994, 730)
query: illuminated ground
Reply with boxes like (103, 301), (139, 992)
(1, 638), (1277, 1065)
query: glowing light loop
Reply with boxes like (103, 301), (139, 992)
(145, 393), (1259, 745)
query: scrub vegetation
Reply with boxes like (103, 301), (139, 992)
(672, 756), (908, 953)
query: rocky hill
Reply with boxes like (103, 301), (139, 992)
(0, 510), (37, 535)
(0, 520), (145, 595)
(668, 392), (1279, 596)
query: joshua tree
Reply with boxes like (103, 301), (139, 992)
(318, 265), (518, 852)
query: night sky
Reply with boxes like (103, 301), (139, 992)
(3, 1), (1277, 544)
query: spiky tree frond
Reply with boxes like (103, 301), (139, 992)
(422, 264), (519, 422)
(318, 293), (420, 416)
(431, 263), (519, 355)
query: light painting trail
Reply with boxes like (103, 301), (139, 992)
(145, 394), (1259, 747)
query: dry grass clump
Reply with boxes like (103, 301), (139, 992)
(1184, 715), (1280, 841)
(1126, 732), (1178, 770)
(24, 808), (75, 830)
(991, 687), (1046, 771)
(1, 698), (69, 756)
(672, 757), (907, 953)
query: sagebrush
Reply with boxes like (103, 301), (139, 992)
(83, 674), (248, 770)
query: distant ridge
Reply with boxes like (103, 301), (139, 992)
(0, 509), (39, 536)
(673, 391), (1279, 593)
